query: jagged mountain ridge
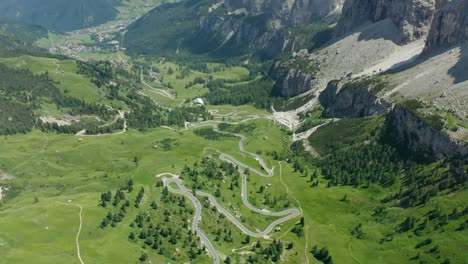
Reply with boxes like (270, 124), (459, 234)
(272, 0), (468, 98)
(270, 0), (439, 97)
(270, 0), (467, 160)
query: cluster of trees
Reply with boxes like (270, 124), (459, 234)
(291, 217), (305, 237)
(243, 240), (284, 263)
(84, 119), (124, 135)
(181, 158), (241, 192)
(218, 122), (256, 134)
(0, 99), (36, 135)
(319, 143), (400, 187)
(311, 246), (333, 264)
(126, 103), (213, 131)
(193, 127), (234, 141)
(115, 66), (140, 83)
(261, 239), (284, 262)
(0, 65), (60, 99)
(409, 205), (467, 235)
(40, 118), (124, 135)
(100, 197), (130, 228)
(128, 183), (205, 262)
(381, 159), (466, 208)
(213, 228), (234, 243)
(319, 139), (467, 208)
(134, 187), (145, 208)
(205, 78), (283, 109)
(99, 181), (136, 228)
(77, 61), (113, 88)
(260, 191), (290, 210)
(351, 223), (365, 239)
(185, 76), (205, 89)
(99, 191), (113, 207)
(0, 65), (59, 135)
(56, 96), (116, 119)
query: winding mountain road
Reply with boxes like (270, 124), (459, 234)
(158, 118), (300, 263)
(159, 173), (220, 264)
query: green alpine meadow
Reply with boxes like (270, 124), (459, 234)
(0, 0), (466, 263)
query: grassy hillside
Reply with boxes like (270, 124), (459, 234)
(297, 116), (468, 264)
(0, 0), (120, 31)
(0, 21), (466, 263)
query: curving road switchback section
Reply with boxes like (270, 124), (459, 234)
(158, 120), (301, 264)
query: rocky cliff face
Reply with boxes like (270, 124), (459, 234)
(197, 13), (298, 58)
(270, 0), (438, 98)
(198, 0), (343, 57)
(270, 51), (319, 97)
(425, 0), (468, 51)
(270, 66), (316, 97)
(335, 0), (436, 44)
(224, 0), (344, 26)
(385, 107), (468, 161)
(125, 0), (344, 57)
(319, 80), (390, 118)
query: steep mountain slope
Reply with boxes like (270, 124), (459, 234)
(0, 0), (119, 31)
(270, 0), (468, 162)
(425, 0), (468, 51)
(271, 0), (437, 97)
(124, 0), (343, 58)
(335, 0), (436, 44)
(223, 0), (343, 26)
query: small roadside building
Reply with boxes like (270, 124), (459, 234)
(193, 98), (204, 106)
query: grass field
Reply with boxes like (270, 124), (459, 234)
(282, 165), (468, 264)
(0, 116), (297, 263)
(0, 90), (466, 263)
(0, 56), (124, 108)
(0, 112), (468, 263)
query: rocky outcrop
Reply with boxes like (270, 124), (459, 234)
(425, 0), (468, 52)
(319, 80), (390, 118)
(335, 0), (436, 44)
(270, 50), (320, 97)
(385, 107), (468, 161)
(270, 66), (316, 97)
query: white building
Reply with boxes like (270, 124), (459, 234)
(193, 98), (204, 105)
